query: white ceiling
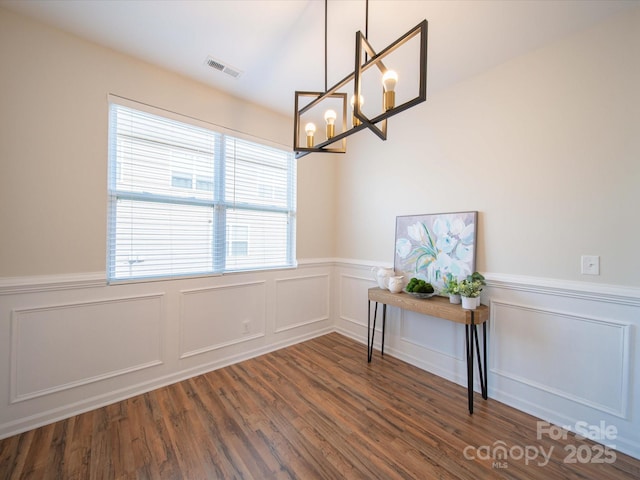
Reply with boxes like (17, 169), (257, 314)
(1, 0), (637, 116)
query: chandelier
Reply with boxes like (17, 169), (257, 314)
(293, 0), (428, 158)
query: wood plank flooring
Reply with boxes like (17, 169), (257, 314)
(1, 332), (639, 479)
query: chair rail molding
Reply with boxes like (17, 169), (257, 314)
(0, 272), (106, 295)
(485, 272), (640, 306)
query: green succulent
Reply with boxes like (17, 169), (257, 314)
(406, 277), (434, 293)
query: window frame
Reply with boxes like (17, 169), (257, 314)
(107, 95), (297, 283)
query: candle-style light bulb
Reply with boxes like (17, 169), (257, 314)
(350, 95), (364, 127)
(324, 109), (337, 139)
(382, 70), (398, 111)
(305, 122), (316, 147)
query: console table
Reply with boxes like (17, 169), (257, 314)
(367, 287), (489, 414)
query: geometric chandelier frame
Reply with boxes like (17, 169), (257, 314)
(354, 20), (428, 141)
(294, 16), (428, 159)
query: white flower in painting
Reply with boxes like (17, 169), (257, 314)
(399, 221), (438, 275)
(451, 258), (472, 278)
(395, 238), (412, 258)
(407, 222), (427, 244)
(435, 252), (453, 271)
(436, 234), (457, 254)
(432, 218), (450, 238)
(459, 222), (475, 244)
(435, 253), (470, 279)
(450, 217), (466, 236)
(455, 242), (474, 263)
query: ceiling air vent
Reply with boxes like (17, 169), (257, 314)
(205, 56), (243, 79)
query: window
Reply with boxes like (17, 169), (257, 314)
(228, 225), (249, 257)
(107, 99), (296, 282)
(171, 172), (193, 189)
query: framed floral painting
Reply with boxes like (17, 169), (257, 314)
(394, 211), (478, 293)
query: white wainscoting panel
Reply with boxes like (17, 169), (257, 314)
(274, 274), (329, 332)
(491, 301), (630, 418)
(179, 281), (266, 359)
(401, 310), (465, 361)
(338, 273), (373, 328)
(10, 294), (164, 403)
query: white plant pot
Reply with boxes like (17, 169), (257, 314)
(461, 296), (477, 310)
(449, 293), (461, 304)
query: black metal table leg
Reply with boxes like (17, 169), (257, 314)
(468, 312), (490, 413)
(470, 311), (478, 414)
(368, 301), (378, 362)
(473, 324), (487, 399)
(483, 321), (488, 399)
(466, 325), (473, 414)
(367, 300), (371, 361)
(381, 304), (387, 356)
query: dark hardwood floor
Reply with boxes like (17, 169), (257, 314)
(1, 332), (639, 479)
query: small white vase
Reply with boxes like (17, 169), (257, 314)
(476, 296), (481, 307)
(388, 276), (405, 293)
(449, 293), (461, 304)
(461, 296), (477, 310)
(372, 266), (395, 289)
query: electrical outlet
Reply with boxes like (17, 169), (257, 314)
(581, 255), (599, 275)
(242, 320), (250, 334)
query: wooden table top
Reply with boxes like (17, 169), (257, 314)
(368, 287), (489, 325)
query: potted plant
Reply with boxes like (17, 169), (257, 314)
(457, 272), (486, 309)
(441, 274), (461, 304)
(467, 272), (486, 306)
(458, 277), (482, 310)
(468, 271), (486, 285)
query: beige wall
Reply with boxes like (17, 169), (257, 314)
(335, 7), (640, 286)
(0, 8), (336, 276)
(2, 6), (638, 286)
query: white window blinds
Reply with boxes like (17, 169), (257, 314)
(107, 99), (296, 282)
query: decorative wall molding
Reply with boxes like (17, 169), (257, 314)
(489, 300), (631, 418)
(334, 258), (394, 269)
(179, 281), (267, 359)
(296, 258), (337, 267)
(274, 274), (330, 333)
(0, 272), (106, 295)
(338, 273), (374, 327)
(400, 309), (466, 362)
(179, 333), (266, 360)
(10, 294), (164, 403)
(486, 273), (640, 306)
(1, 267), (638, 300)
(179, 280), (266, 295)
